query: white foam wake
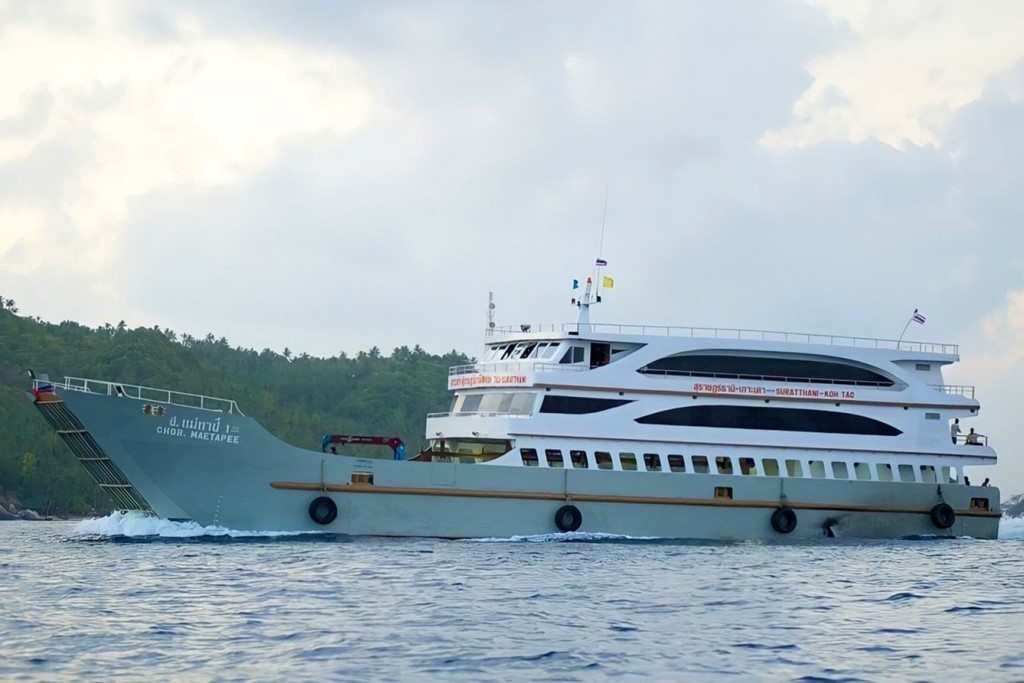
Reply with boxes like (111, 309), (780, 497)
(469, 531), (661, 543)
(999, 516), (1024, 540)
(73, 511), (312, 538)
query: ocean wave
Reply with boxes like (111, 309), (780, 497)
(468, 531), (661, 543)
(999, 516), (1024, 540)
(72, 511), (314, 539)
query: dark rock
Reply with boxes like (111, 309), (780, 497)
(1004, 494), (1024, 519)
(0, 503), (17, 521)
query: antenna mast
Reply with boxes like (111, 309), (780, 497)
(486, 291), (496, 336)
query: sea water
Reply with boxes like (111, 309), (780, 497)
(1, 516), (1023, 682)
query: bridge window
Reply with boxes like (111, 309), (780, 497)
(520, 448), (539, 466)
(692, 455), (710, 473)
(540, 395), (632, 414)
(639, 353), (894, 386)
(619, 452), (638, 470)
(668, 455), (686, 472)
(595, 451), (613, 470)
(570, 450), (589, 469)
(636, 405), (902, 436)
(560, 346), (585, 364)
(545, 449), (564, 468)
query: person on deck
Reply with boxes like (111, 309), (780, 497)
(951, 418), (961, 445)
(966, 428), (982, 445)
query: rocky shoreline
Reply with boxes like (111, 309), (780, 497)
(0, 501), (78, 521)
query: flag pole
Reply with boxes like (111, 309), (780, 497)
(897, 308), (917, 346)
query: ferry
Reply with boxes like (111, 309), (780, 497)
(30, 277), (1001, 539)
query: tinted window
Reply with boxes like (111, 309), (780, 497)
(619, 453), (638, 470)
(545, 449), (564, 468)
(595, 451), (613, 470)
(640, 353), (893, 386)
(635, 405), (902, 436)
(643, 453), (662, 471)
(569, 450), (588, 469)
(540, 395), (632, 414)
(520, 448), (538, 466)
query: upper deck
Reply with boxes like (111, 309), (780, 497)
(488, 323), (959, 357)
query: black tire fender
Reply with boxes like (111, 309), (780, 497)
(771, 507), (797, 534)
(554, 504), (582, 532)
(930, 502), (956, 530)
(309, 496), (338, 525)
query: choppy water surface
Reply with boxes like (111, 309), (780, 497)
(2, 516), (1024, 682)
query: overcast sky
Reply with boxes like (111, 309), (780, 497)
(2, 1), (1023, 488)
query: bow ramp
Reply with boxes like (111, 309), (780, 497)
(32, 388), (152, 512)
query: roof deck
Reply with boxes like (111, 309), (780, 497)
(488, 323), (959, 356)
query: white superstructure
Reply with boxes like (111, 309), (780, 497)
(424, 292), (995, 493)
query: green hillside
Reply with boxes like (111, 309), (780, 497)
(0, 300), (469, 516)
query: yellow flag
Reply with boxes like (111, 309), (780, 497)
(602, 275), (614, 289)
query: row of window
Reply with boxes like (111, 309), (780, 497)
(639, 353), (895, 387)
(485, 342), (562, 362)
(519, 448), (958, 483)
(453, 392), (536, 415)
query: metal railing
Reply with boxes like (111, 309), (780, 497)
(44, 376), (244, 415)
(955, 432), (989, 447)
(930, 384), (976, 399)
(489, 323), (959, 355)
(448, 361), (586, 376)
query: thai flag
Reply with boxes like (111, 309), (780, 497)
(912, 310), (926, 325)
(595, 258), (607, 266)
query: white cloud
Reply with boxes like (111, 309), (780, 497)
(0, 2), (373, 284)
(762, 0), (1024, 149)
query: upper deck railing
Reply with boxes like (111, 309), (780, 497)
(448, 361), (586, 376)
(41, 376), (244, 415)
(489, 323), (959, 355)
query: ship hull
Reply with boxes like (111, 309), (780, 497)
(49, 390), (1001, 539)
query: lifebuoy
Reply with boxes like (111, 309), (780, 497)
(771, 507), (797, 534)
(309, 496), (338, 525)
(930, 503), (956, 530)
(554, 504), (582, 532)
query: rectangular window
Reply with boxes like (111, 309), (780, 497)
(715, 457), (734, 475)
(915, 363), (931, 371)
(714, 486), (734, 499)
(739, 457), (756, 475)
(643, 453), (662, 472)
(970, 497), (990, 511)
(461, 394), (483, 413)
(877, 463), (894, 481)
(786, 459), (803, 477)
(831, 461), (849, 479)
(898, 464), (916, 482)
(762, 459), (780, 477)
(925, 412), (940, 420)
(809, 460), (827, 478)
(519, 343), (537, 359)
(569, 450), (588, 469)
(619, 453), (638, 471)
(545, 449), (564, 468)
(854, 462), (872, 480)
(509, 393), (536, 415)
(668, 455), (685, 472)
(520, 448), (539, 467)
(920, 465), (937, 483)
(692, 455), (710, 474)
(595, 451), (613, 470)
(941, 465), (957, 483)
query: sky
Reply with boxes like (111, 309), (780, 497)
(2, 1), (1022, 488)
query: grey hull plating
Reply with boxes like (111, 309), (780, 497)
(55, 390), (1001, 539)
